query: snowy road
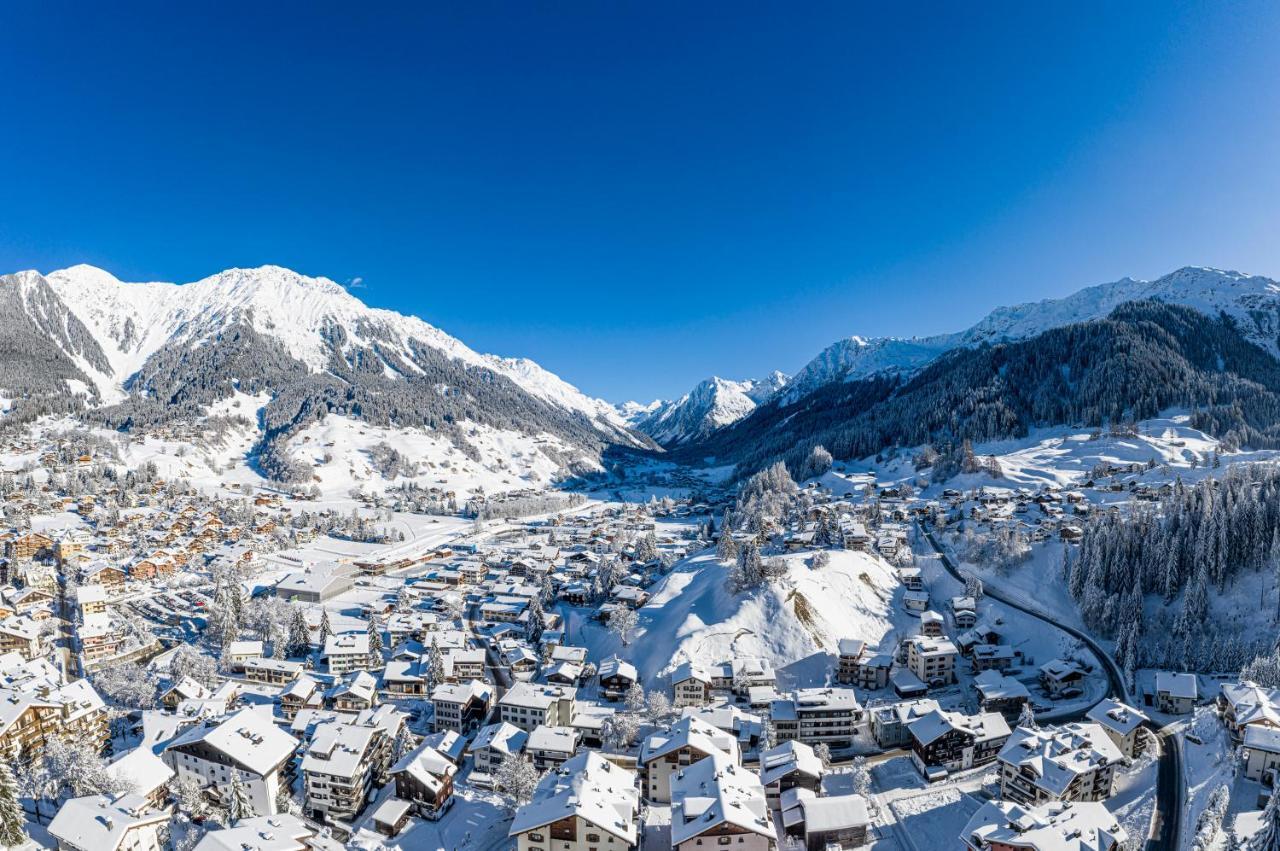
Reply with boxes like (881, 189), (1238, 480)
(918, 526), (1180, 851)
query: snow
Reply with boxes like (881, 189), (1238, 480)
(564, 548), (901, 688)
(783, 266), (1280, 403)
(632, 372), (790, 446)
(41, 263), (636, 436)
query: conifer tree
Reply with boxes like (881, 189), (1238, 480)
(0, 760), (27, 848)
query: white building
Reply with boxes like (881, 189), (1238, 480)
(770, 687), (862, 748)
(498, 682), (576, 732)
(163, 708), (300, 817)
(639, 715), (741, 803)
(905, 636), (958, 687)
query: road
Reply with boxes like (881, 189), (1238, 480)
(917, 526), (1180, 851)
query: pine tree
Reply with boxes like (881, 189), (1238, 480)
(1017, 702), (1038, 731)
(227, 772), (254, 823)
(1257, 786), (1280, 851)
(367, 615), (384, 667)
(426, 638), (446, 691)
(286, 608), (311, 658)
(318, 609), (333, 646)
(0, 760), (27, 848)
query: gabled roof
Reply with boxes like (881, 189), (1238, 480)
(640, 715), (741, 765)
(166, 708), (299, 776)
(471, 721), (528, 756)
(671, 753), (773, 844)
(48, 793), (168, 851)
(390, 741), (458, 795)
(508, 751), (638, 843)
(759, 740), (824, 787)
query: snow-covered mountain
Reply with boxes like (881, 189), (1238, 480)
(0, 265), (651, 477)
(39, 264), (631, 431)
(631, 371), (789, 447)
(783, 267), (1280, 404)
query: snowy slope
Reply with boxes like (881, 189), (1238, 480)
(577, 548), (901, 688)
(784, 266), (1280, 403)
(33, 264), (638, 443)
(632, 371), (789, 446)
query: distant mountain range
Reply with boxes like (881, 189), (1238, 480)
(3, 263), (1279, 482)
(623, 372), (789, 447)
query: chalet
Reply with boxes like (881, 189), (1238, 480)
(792, 794), (870, 851)
(598, 655), (638, 701)
(1086, 698), (1149, 759)
(870, 698), (941, 749)
(508, 752), (637, 851)
(759, 740), (824, 805)
(48, 793), (169, 851)
(910, 709), (1011, 779)
(278, 675), (322, 720)
(973, 669), (1031, 721)
(639, 716), (741, 803)
(1039, 659), (1088, 699)
(670, 753), (774, 851)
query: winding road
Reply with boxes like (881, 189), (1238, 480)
(917, 526), (1181, 851)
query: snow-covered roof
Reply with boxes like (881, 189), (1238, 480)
(798, 793), (869, 833)
(1244, 724), (1280, 754)
(962, 799), (1126, 850)
(301, 721), (379, 779)
(107, 747), (174, 797)
(997, 723), (1123, 797)
(759, 740), (824, 787)
(508, 751), (638, 843)
(1155, 671), (1198, 699)
(166, 708), (299, 776)
(389, 741), (457, 794)
(528, 724), (579, 754)
(471, 721), (529, 756)
(48, 793), (168, 851)
(640, 715), (741, 766)
(1085, 698), (1148, 736)
(432, 679), (492, 706)
(598, 655), (637, 682)
(670, 753), (773, 844)
(191, 813), (315, 851)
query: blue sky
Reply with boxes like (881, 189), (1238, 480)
(2, 3), (1279, 402)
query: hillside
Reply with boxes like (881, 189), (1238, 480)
(0, 264), (652, 481)
(566, 548), (902, 688)
(688, 300), (1280, 478)
(782, 266), (1280, 402)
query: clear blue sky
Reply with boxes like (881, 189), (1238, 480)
(3, 3), (1279, 402)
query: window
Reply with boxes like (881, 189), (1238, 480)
(719, 838), (732, 846)
(529, 833), (544, 842)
